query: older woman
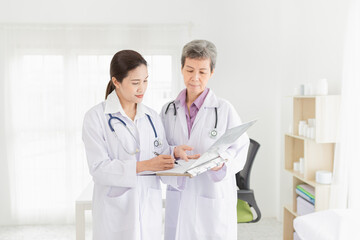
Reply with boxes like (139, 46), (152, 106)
(161, 40), (250, 240)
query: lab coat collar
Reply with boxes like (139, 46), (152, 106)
(104, 90), (150, 119)
(175, 88), (187, 107)
(202, 89), (219, 108)
(174, 88), (218, 108)
(135, 102), (150, 120)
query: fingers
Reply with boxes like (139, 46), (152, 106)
(180, 145), (193, 151)
(188, 154), (201, 159)
(160, 160), (174, 170)
(158, 155), (176, 166)
(182, 155), (189, 162)
(211, 163), (224, 171)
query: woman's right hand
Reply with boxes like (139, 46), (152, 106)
(136, 155), (175, 173)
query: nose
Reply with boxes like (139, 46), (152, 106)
(191, 71), (200, 81)
(137, 82), (146, 93)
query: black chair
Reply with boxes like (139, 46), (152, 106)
(236, 138), (261, 223)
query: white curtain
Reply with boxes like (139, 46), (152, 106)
(330, 0), (360, 209)
(1, 24), (190, 224)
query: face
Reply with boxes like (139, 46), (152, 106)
(112, 64), (148, 105)
(181, 58), (214, 96)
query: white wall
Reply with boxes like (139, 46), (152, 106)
(0, 29), (12, 225)
(278, 0), (350, 219)
(0, 0), (350, 224)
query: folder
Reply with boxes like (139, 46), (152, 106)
(140, 119), (257, 177)
(297, 196), (315, 216)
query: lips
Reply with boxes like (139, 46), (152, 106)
(136, 95), (144, 98)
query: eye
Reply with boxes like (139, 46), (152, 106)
(200, 71), (207, 74)
(132, 82), (139, 85)
(187, 70), (193, 73)
(144, 79), (148, 83)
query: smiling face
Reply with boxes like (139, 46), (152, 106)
(112, 64), (148, 106)
(181, 58), (214, 97)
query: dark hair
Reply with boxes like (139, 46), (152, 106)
(105, 50), (147, 99)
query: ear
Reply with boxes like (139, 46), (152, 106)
(112, 77), (120, 88)
(210, 69), (215, 78)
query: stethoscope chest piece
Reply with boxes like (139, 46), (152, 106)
(154, 138), (162, 148)
(209, 129), (218, 138)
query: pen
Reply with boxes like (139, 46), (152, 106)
(153, 152), (178, 164)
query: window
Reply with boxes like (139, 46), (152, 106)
(2, 24), (189, 223)
(8, 52), (174, 223)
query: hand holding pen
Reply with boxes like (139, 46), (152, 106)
(154, 151), (178, 165)
(146, 153), (176, 171)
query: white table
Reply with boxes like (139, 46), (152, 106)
(75, 182), (166, 240)
(75, 182), (93, 240)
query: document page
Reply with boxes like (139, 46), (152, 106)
(139, 119), (257, 177)
(189, 119), (257, 169)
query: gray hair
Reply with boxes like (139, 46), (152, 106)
(181, 40), (217, 71)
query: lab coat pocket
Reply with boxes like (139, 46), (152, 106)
(195, 196), (228, 239)
(104, 188), (135, 232)
(142, 188), (162, 229)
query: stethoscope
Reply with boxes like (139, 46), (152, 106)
(165, 101), (218, 138)
(108, 113), (162, 155)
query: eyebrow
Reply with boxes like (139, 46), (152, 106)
(131, 76), (148, 81)
(184, 65), (209, 70)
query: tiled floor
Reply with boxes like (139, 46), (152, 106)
(0, 217), (282, 240)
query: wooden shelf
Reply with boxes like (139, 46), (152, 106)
(285, 134), (334, 181)
(285, 169), (315, 187)
(283, 95), (340, 240)
(289, 95), (339, 98)
(284, 205), (298, 217)
(292, 95), (340, 143)
(283, 206), (297, 240)
(285, 133), (314, 142)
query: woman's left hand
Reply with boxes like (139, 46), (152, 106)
(174, 145), (201, 162)
(211, 163), (224, 171)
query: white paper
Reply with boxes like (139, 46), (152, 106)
(139, 119), (257, 177)
(188, 119), (257, 169)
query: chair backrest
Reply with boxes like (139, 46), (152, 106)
(236, 139), (260, 190)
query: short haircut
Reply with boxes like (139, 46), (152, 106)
(181, 40), (217, 71)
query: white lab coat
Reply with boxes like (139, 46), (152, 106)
(82, 90), (180, 240)
(161, 89), (250, 240)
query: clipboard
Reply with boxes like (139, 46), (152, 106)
(139, 119), (257, 177)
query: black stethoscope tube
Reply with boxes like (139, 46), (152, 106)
(165, 101), (218, 137)
(165, 101), (177, 116)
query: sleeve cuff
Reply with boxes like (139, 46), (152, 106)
(207, 164), (227, 182)
(160, 176), (187, 191)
